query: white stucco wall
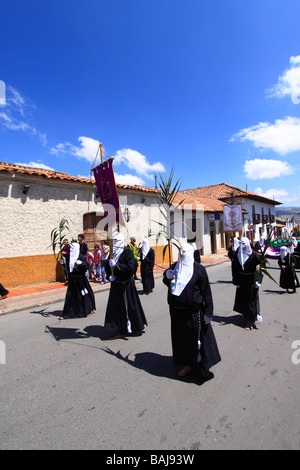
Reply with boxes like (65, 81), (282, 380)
(241, 198), (277, 240)
(0, 174), (167, 259)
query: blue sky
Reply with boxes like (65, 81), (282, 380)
(1, 0), (300, 206)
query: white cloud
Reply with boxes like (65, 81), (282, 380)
(244, 158), (294, 179)
(0, 85), (46, 143)
(0, 110), (36, 134)
(50, 136), (99, 163)
(52, 139), (165, 186)
(14, 161), (55, 171)
(231, 117), (300, 154)
(39, 132), (47, 147)
(9, 86), (27, 116)
(114, 148), (165, 179)
(267, 55), (300, 104)
(255, 187), (297, 204)
(114, 172), (146, 186)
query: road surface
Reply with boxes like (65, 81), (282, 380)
(0, 259), (299, 450)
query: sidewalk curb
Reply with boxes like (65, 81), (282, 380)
(0, 257), (230, 316)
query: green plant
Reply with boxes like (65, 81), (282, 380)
(155, 168), (184, 266)
(254, 228), (277, 285)
(50, 218), (70, 260)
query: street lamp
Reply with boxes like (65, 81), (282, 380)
(123, 207), (131, 223)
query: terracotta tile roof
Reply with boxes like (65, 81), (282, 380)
(117, 183), (159, 194)
(180, 183), (282, 205)
(0, 161), (89, 182)
(0, 161), (159, 194)
(173, 192), (227, 212)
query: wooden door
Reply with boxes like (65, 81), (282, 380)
(83, 212), (108, 249)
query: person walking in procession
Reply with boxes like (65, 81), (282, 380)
(163, 243), (221, 380)
(278, 246), (299, 294)
(140, 238), (155, 294)
(60, 241), (95, 320)
(0, 283), (9, 300)
(103, 231), (147, 340)
(232, 237), (261, 331)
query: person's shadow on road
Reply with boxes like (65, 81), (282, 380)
(212, 313), (245, 328)
(45, 324), (104, 341)
(101, 347), (212, 386)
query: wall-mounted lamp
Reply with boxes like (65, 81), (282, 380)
(123, 207), (131, 223)
(141, 197), (146, 203)
(23, 184), (30, 194)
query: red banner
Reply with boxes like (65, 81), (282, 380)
(92, 159), (126, 227)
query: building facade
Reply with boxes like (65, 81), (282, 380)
(180, 183), (281, 245)
(0, 162), (168, 287)
(0, 164), (282, 288)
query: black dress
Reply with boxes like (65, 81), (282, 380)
(140, 247), (155, 294)
(0, 283), (9, 298)
(62, 255), (96, 318)
(232, 250), (260, 322)
(294, 243), (300, 268)
(163, 262), (221, 372)
(278, 254), (299, 290)
(103, 249), (148, 339)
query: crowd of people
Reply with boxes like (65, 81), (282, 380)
(61, 235), (111, 285)
(59, 233), (155, 321)
(1, 230), (299, 383)
(228, 235), (300, 330)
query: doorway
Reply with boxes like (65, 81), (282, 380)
(83, 212), (107, 249)
(210, 222), (216, 254)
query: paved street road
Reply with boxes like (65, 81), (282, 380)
(0, 259), (300, 450)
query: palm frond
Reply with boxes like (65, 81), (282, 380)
(49, 218), (71, 261)
(153, 167), (184, 266)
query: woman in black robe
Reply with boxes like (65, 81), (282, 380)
(278, 246), (299, 294)
(60, 243), (96, 319)
(140, 239), (155, 295)
(232, 237), (261, 330)
(0, 283), (9, 299)
(103, 232), (148, 340)
(163, 243), (221, 379)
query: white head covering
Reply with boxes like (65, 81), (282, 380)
(233, 237), (239, 251)
(238, 237), (252, 270)
(69, 242), (80, 272)
(171, 243), (194, 296)
(141, 239), (150, 259)
(112, 231), (124, 262)
(280, 246), (288, 262)
(290, 237), (297, 253)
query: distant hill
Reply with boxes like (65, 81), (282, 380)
(276, 207), (300, 216)
(276, 207), (300, 223)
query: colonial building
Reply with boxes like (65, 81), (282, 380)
(0, 163), (282, 288)
(0, 162), (166, 287)
(180, 183), (282, 245)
